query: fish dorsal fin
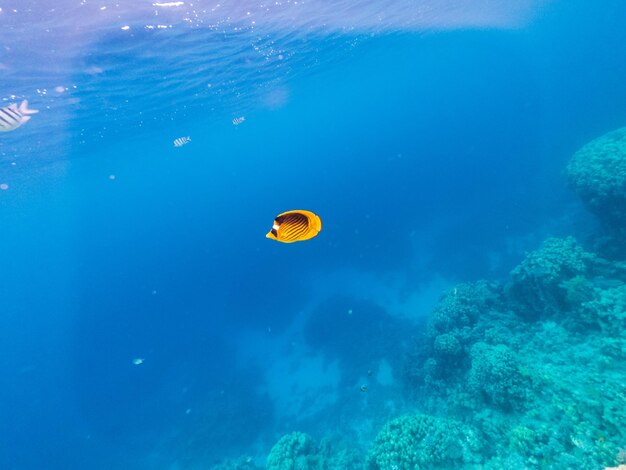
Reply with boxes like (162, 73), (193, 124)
(8, 104), (18, 111)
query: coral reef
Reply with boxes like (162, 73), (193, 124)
(261, 236), (625, 469)
(580, 284), (626, 336)
(239, 129), (626, 469)
(266, 432), (317, 470)
(506, 236), (594, 319)
(468, 342), (528, 411)
(266, 432), (364, 470)
(210, 456), (261, 470)
(566, 126), (626, 227)
(401, 237), (626, 468)
(366, 413), (483, 469)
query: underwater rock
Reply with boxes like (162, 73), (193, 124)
(566, 126), (626, 228)
(367, 413), (483, 469)
(304, 296), (413, 385)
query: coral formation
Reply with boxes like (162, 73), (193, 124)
(506, 236), (594, 318)
(210, 456), (260, 470)
(261, 235), (625, 469)
(266, 432), (317, 470)
(566, 126), (626, 227)
(401, 237), (626, 468)
(580, 284), (626, 336)
(468, 342), (528, 411)
(241, 127), (626, 469)
(265, 432), (364, 469)
(366, 413), (483, 469)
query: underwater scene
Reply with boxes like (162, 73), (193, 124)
(1, 0), (625, 469)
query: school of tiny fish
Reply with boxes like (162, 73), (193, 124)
(173, 136), (191, 147)
(232, 116), (245, 126)
(0, 100), (38, 132)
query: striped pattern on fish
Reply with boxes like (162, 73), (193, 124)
(274, 213), (309, 242)
(0, 100), (38, 132)
(266, 209), (322, 243)
(173, 136), (191, 147)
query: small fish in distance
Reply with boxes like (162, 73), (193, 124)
(0, 100), (38, 132)
(173, 136), (191, 147)
(232, 116), (245, 126)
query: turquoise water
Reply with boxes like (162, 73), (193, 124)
(1, 1), (625, 469)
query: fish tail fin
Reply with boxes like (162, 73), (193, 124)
(19, 100), (39, 115)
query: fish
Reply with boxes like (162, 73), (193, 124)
(266, 209), (322, 243)
(173, 136), (191, 147)
(0, 100), (38, 132)
(232, 116), (245, 126)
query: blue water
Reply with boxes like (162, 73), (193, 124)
(2, 1), (626, 469)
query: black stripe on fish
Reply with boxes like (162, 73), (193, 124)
(0, 113), (15, 127)
(282, 221), (308, 240)
(0, 109), (18, 125)
(271, 228), (278, 237)
(282, 217), (306, 233)
(292, 220), (309, 234)
(285, 213), (308, 226)
(3, 107), (21, 119)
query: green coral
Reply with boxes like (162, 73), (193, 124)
(507, 237), (594, 318)
(266, 432), (365, 470)
(433, 333), (462, 358)
(580, 284), (626, 336)
(367, 414), (483, 469)
(429, 281), (498, 338)
(508, 425), (538, 454)
(468, 343), (528, 411)
(317, 436), (365, 469)
(210, 456), (260, 470)
(266, 432), (318, 470)
(566, 126), (626, 227)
